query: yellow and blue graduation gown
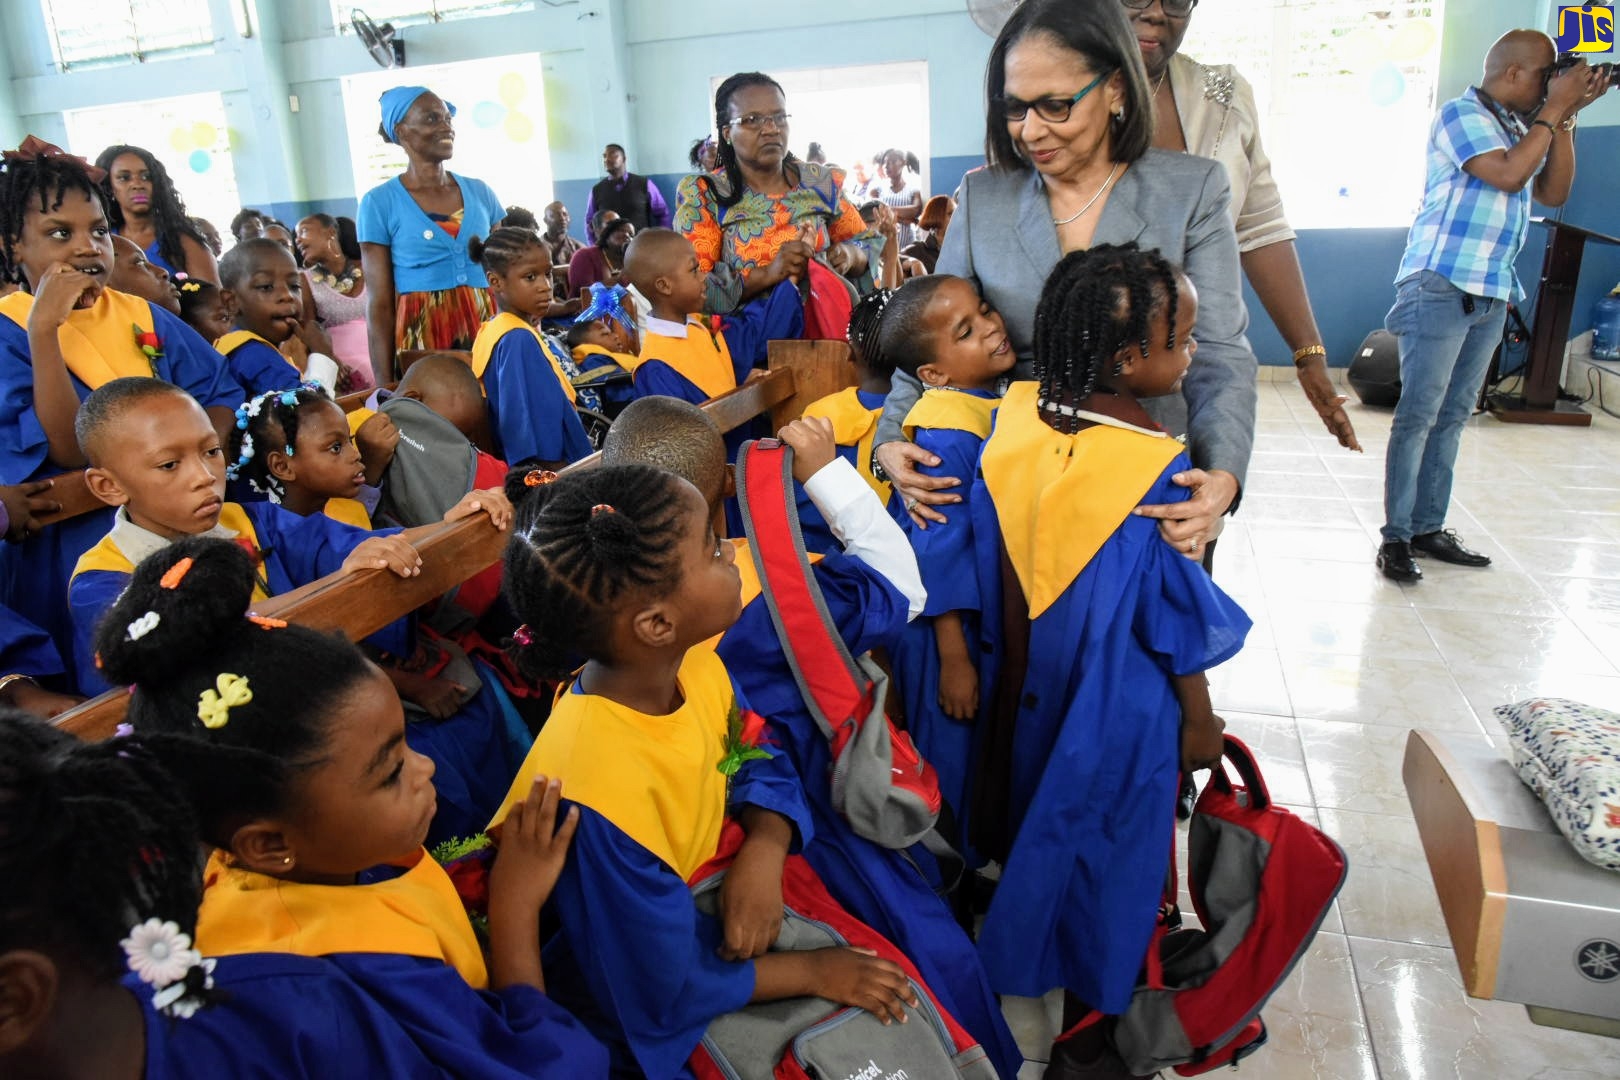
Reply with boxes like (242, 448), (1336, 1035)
(130, 950), (607, 1080)
(0, 288), (243, 685)
(214, 329), (303, 396)
(184, 852), (606, 1077)
(0, 601), (64, 689)
(791, 386), (906, 555)
(713, 533), (1024, 1078)
(631, 278), (803, 407)
(569, 342), (636, 413)
(471, 313), (592, 467)
(969, 383), (1251, 1012)
(489, 648), (814, 1080)
(889, 387), (999, 863)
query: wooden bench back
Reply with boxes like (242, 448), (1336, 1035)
(52, 339), (853, 740)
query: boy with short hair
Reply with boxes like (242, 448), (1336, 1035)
(216, 238), (336, 394)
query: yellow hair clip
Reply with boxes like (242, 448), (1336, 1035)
(197, 672), (252, 729)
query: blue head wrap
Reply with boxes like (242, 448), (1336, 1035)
(573, 282), (635, 337)
(379, 86), (455, 143)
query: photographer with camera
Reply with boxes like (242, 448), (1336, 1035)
(1377, 29), (1610, 585)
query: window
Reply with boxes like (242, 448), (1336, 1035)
(64, 92), (243, 241)
(331, 0), (532, 33)
(41, 0), (214, 71)
(1180, 1), (1448, 228)
(340, 54), (552, 208)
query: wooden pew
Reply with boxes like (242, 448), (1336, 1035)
(52, 341), (853, 741)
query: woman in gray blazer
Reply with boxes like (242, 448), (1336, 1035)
(875, 0), (1257, 564)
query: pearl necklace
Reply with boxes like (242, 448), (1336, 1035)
(1051, 161), (1122, 227)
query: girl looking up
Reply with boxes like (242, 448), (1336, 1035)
(468, 227), (593, 467)
(88, 537), (607, 1075)
(970, 244), (1250, 1075)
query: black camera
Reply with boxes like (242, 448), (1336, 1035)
(1552, 51), (1618, 88)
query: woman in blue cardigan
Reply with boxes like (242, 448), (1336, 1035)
(358, 86), (504, 384)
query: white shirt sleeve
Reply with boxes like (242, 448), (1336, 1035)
(802, 457), (927, 621)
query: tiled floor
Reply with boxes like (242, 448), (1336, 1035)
(1004, 378), (1620, 1078)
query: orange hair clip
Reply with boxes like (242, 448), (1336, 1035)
(590, 504), (615, 516)
(524, 469), (560, 488)
(247, 615), (288, 630)
(159, 557), (194, 590)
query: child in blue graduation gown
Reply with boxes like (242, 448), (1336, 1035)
(0, 137), (243, 684)
(71, 537), (607, 1077)
(0, 701), (604, 1078)
(792, 288), (907, 554)
(596, 397), (1021, 1079)
(564, 281), (640, 416)
(213, 239), (317, 396)
(875, 276), (1016, 856)
(969, 246), (1250, 1060)
(468, 227), (593, 467)
(489, 464), (926, 1080)
(0, 600), (81, 716)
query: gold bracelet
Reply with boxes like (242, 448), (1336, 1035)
(1292, 344), (1327, 366)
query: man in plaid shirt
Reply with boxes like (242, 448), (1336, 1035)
(1378, 29), (1610, 583)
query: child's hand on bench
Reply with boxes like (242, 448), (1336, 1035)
(443, 487), (513, 531)
(343, 534), (423, 577)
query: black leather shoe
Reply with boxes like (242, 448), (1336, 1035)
(1412, 528), (1492, 567)
(1377, 540), (1423, 582)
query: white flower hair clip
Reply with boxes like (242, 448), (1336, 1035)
(120, 918), (216, 1019)
(126, 611), (161, 641)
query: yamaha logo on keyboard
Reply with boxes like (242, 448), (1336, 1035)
(1575, 939), (1620, 982)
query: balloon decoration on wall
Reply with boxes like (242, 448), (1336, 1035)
(169, 120), (220, 173)
(470, 72), (536, 143)
(1340, 17), (1439, 109)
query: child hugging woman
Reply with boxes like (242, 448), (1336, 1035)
(85, 536), (607, 1075)
(969, 244), (1251, 1076)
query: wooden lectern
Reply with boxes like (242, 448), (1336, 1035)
(1489, 218), (1620, 426)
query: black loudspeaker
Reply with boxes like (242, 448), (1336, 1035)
(1348, 330), (1401, 406)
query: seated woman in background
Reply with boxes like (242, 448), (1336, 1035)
(297, 213), (372, 392)
(566, 214), (635, 299)
(676, 71), (881, 318)
(95, 144), (219, 284)
(902, 194), (954, 273)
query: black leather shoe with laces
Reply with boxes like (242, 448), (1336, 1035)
(1411, 529), (1491, 567)
(1377, 540), (1422, 583)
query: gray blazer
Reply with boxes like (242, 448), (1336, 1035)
(876, 149), (1258, 486)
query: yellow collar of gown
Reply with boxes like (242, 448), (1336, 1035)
(196, 848), (489, 989)
(802, 387), (890, 503)
(0, 289), (158, 389)
(901, 388), (999, 442)
(637, 318), (735, 400)
(71, 504), (269, 605)
(213, 328), (274, 355)
(980, 382), (1183, 619)
(471, 311), (577, 403)
(490, 647), (737, 883)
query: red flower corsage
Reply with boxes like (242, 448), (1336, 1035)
(133, 325), (164, 373)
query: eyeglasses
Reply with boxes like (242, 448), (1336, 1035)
(729, 111), (791, 132)
(999, 71), (1112, 124)
(1121, 0), (1199, 16)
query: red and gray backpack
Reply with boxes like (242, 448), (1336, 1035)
(1060, 736), (1349, 1076)
(733, 438), (943, 851)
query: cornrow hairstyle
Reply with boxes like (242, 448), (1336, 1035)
(467, 226), (546, 276)
(94, 145), (208, 278)
(75, 376), (193, 466)
(94, 537), (374, 851)
(875, 148), (922, 174)
(873, 274), (963, 378)
(0, 708), (216, 1014)
(219, 237), (294, 290)
(0, 148), (108, 287)
(983, 0), (1153, 172)
(227, 383), (336, 495)
(712, 72), (799, 210)
(305, 212), (362, 260)
(1031, 242), (1181, 427)
(502, 464), (692, 680)
(846, 287), (896, 377)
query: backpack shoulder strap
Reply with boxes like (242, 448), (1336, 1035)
(734, 439), (870, 738)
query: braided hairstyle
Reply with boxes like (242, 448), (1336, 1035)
(873, 274), (962, 378)
(94, 537), (374, 852)
(1031, 242), (1182, 422)
(502, 465), (691, 681)
(0, 149), (108, 287)
(846, 288), (896, 377)
(226, 383), (336, 496)
(712, 72), (798, 210)
(0, 709), (204, 987)
(468, 226), (547, 276)
(94, 145), (208, 278)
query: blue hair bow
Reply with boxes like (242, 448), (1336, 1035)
(379, 86), (455, 144)
(573, 282), (635, 337)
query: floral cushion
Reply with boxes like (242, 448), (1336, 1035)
(1496, 697), (1620, 872)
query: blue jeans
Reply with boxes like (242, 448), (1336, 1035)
(1381, 271), (1506, 543)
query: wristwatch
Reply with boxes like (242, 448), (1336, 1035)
(869, 444), (891, 484)
(1560, 115), (1578, 133)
